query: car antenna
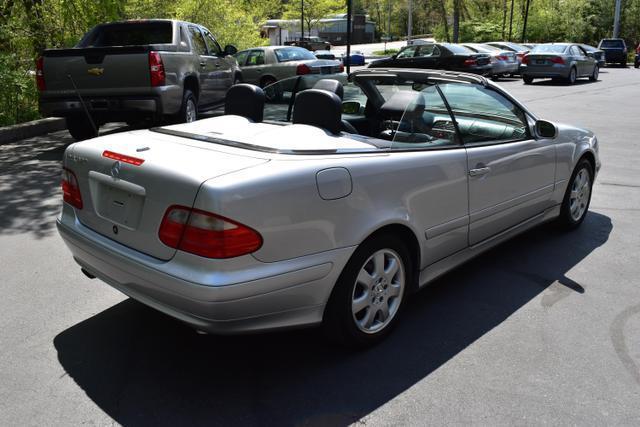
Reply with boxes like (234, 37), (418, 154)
(66, 74), (98, 136)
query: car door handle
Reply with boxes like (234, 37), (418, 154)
(469, 167), (491, 177)
(199, 61), (206, 67)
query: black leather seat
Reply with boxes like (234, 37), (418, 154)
(292, 89), (342, 135)
(224, 84), (265, 122)
(312, 80), (358, 134)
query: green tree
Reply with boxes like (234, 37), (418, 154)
(284, 0), (346, 38)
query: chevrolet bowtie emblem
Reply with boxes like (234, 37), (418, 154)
(87, 67), (104, 76)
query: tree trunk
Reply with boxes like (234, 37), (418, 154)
(439, 0), (450, 42)
(452, 0), (460, 43)
(502, 0), (507, 39)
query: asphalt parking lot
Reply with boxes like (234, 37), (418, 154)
(1, 67), (639, 426)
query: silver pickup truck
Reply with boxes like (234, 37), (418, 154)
(38, 19), (240, 140)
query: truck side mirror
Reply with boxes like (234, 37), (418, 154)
(224, 45), (238, 56)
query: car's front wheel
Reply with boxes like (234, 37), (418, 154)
(557, 159), (594, 229)
(323, 233), (412, 348)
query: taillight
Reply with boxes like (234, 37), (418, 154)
(159, 205), (263, 259)
(62, 168), (83, 209)
(550, 56), (565, 64)
(296, 63), (311, 75)
(36, 56), (46, 91)
(339, 63), (344, 72)
(522, 55), (529, 65)
(516, 52), (525, 60)
(463, 58), (477, 67)
(149, 51), (165, 86)
(497, 55), (509, 61)
(102, 150), (145, 166)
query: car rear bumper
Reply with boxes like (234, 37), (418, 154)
(520, 64), (571, 78)
(39, 85), (183, 119)
(491, 62), (519, 75)
(56, 206), (353, 334)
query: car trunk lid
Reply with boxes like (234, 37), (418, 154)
(65, 130), (269, 260)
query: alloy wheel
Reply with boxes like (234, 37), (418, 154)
(569, 168), (591, 221)
(351, 249), (405, 334)
(185, 99), (197, 123)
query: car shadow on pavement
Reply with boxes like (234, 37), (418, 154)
(53, 211), (612, 426)
(0, 131), (72, 238)
(530, 79), (600, 87)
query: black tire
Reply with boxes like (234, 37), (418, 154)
(259, 76), (277, 88)
(66, 116), (98, 141)
(177, 89), (197, 123)
(589, 65), (599, 81)
(322, 233), (413, 348)
(620, 60), (626, 67)
(634, 60), (639, 69)
(523, 75), (534, 84)
(566, 67), (577, 84)
(557, 158), (594, 230)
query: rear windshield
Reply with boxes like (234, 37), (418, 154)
(600, 39), (625, 48)
(82, 22), (173, 47)
(532, 44), (568, 53)
(444, 44), (474, 54)
(274, 47), (316, 62)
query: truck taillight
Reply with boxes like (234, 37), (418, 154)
(149, 51), (165, 86)
(159, 206), (263, 259)
(296, 64), (311, 75)
(36, 56), (46, 91)
(61, 168), (83, 209)
(521, 55), (529, 65)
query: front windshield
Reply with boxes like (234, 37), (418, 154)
(274, 47), (316, 62)
(532, 44), (568, 53)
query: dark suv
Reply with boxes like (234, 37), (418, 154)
(598, 38), (628, 66)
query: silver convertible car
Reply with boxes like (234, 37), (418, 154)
(57, 69), (600, 347)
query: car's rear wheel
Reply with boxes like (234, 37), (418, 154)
(323, 233), (412, 348)
(523, 75), (534, 84)
(589, 65), (599, 81)
(566, 67), (577, 84)
(177, 89), (197, 124)
(66, 116), (98, 141)
(557, 159), (594, 229)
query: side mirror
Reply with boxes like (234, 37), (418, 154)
(392, 54), (398, 59)
(342, 101), (361, 115)
(224, 45), (238, 56)
(586, 52), (594, 58)
(535, 119), (557, 139)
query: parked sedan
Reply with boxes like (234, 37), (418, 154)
(57, 69), (600, 347)
(579, 43), (606, 67)
(368, 43), (492, 75)
(234, 46), (346, 89)
(485, 41), (530, 63)
(342, 50), (366, 66)
(461, 43), (519, 78)
(521, 43), (599, 84)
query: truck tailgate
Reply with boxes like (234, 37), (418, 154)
(43, 47), (152, 92)
(65, 130), (269, 260)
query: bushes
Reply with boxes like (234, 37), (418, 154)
(0, 54), (39, 127)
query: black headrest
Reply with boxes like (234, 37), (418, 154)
(292, 89), (342, 135)
(313, 79), (344, 99)
(224, 84), (265, 122)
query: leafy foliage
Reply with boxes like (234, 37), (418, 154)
(1, 0), (640, 126)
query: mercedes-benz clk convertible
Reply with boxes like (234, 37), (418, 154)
(57, 69), (600, 347)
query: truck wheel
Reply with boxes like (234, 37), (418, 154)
(178, 90), (198, 123)
(66, 116), (98, 141)
(323, 233), (412, 348)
